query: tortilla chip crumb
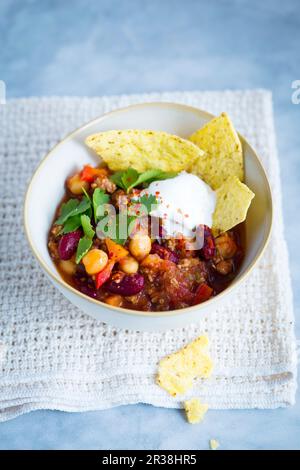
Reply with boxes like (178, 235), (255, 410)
(184, 398), (208, 424)
(156, 335), (213, 397)
(209, 439), (220, 450)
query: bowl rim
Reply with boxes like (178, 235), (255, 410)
(24, 101), (273, 318)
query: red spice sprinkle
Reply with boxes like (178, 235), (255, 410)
(184, 214), (189, 218)
(155, 191), (160, 195)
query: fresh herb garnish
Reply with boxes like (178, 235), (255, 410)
(120, 168), (139, 192)
(128, 169), (177, 191)
(81, 214), (95, 239)
(97, 213), (137, 246)
(92, 188), (110, 222)
(55, 196), (91, 225)
(129, 193), (159, 217)
(55, 199), (79, 225)
(61, 214), (82, 234)
(97, 193), (158, 245)
(75, 236), (93, 264)
(81, 186), (91, 201)
(110, 168), (178, 193)
(137, 194), (158, 215)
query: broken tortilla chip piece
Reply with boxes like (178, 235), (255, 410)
(212, 176), (255, 235)
(189, 113), (244, 190)
(184, 398), (208, 424)
(85, 129), (204, 173)
(156, 335), (213, 397)
(209, 439), (220, 450)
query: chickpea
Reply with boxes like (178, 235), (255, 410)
(105, 295), (123, 307)
(119, 256), (139, 274)
(129, 233), (151, 261)
(82, 249), (108, 275)
(140, 254), (162, 269)
(215, 233), (237, 259)
(59, 259), (76, 276)
(67, 173), (89, 195)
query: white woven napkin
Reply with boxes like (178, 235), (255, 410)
(0, 90), (297, 422)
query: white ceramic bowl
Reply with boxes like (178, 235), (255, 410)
(24, 102), (272, 331)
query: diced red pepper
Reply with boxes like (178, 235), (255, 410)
(193, 283), (213, 305)
(95, 260), (115, 289)
(80, 165), (108, 182)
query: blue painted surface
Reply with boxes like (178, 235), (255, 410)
(0, 0), (299, 450)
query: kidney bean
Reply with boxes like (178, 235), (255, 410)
(77, 284), (98, 299)
(106, 272), (145, 296)
(151, 242), (179, 264)
(58, 230), (81, 260)
(73, 274), (98, 299)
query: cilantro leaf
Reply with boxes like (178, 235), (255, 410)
(110, 168), (178, 193)
(81, 186), (91, 201)
(61, 214), (82, 234)
(110, 171), (127, 190)
(127, 169), (177, 191)
(110, 169), (140, 192)
(143, 170), (178, 184)
(129, 194), (158, 217)
(92, 188), (110, 222)
(55, 196), (91, 225)
(139, 194), (158, 215)
(55, 199), (79, 225)
(81, 214), (95, 239)
(75, 236), (93, 264)
(114, 214), (137, 245)
(121, 168), (139, 191)
(97, 213), (136, 245)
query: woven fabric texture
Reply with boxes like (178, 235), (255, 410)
(0, 90), (297, 422)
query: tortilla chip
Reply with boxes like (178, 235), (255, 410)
(85, 130), (204, 173)
(210, 439), (220, 450)
(212, 176), (255, 235)
(156, 335), (213, 397)
(184, 398), (208, 424)
(189, 113), (243, 189)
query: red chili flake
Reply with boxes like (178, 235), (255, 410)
(184, 213), (189, 218)
(155, 191), (160, 195)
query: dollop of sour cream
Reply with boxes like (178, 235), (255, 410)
(141, 171), (216, 237)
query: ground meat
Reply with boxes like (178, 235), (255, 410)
(125, 291), (152, 311)
(50, 224), (62, 237)
(215, 259), (233, 275)
(111, 189), (128, 208)
(48, 239), (60, 260)
(48, 225), (62, 260)
(91, 176), (116, 194)
(92, 237), (108, 252)
(140, 257), (208, 310)
(165, 236), (197, 259)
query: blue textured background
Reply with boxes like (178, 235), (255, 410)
(0, 0), (299, 450)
